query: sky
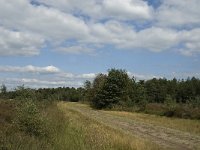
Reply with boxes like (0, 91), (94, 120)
(0, 0), (200, 89)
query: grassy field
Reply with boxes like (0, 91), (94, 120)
(105, 110), (200, 135)
(0, 99), (160, 150)
(61, 102), (200, 150)
(1, 100), (199, 150)
(58, 102), (161, 150)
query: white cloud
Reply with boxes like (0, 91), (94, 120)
(0, 27), (44, 56)
(156, 0), (200, 27)
(102, 0), (153, 20)
(76, 73), (96, 79)
(178, 28), (200, 56)
(0, 0), (89, 40)
(35, 0), (102, 19)
(36, 0), (153, 21)
(0, 0), (90, 55)
(0, 0), (200, 56)
(87, 23), (179, 53)
(0, 65), (60, 74)
(58, 72), (96, 80)
(132, 27), (179, 52)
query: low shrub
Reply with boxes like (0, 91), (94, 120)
(15, 100), (48, 137)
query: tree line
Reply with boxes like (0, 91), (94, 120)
(0, 85), (85, 102)
(84, 69), (200, 119)
(1, 68), (200, 119)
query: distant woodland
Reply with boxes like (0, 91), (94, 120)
(1, 68), (200, 119)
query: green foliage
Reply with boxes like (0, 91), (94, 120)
(82, 68), (200, 119)
(91, 69), (131, 109)
(15, 100), (48, 137)
(163, 95), (177, 117)
(136, 84), (147, 111)
(187, 96), (200, 108)
(164, 95), (177, 110)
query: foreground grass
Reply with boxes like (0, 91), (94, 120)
(58, 102), (161, 150)
(0, 99), (161, 150)
(1, 99), (199, 149)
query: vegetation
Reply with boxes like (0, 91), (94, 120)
(62, 102), (200, 149)
(0, 68), (200, 149)
(58, 102), (161, 150)
(0, 85), (85, 102)
(84, 68), (200, 119)
(0, 85), (85, 149)
(0, 82), (160, 150)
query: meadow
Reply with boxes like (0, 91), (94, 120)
(1, 99), (200, 150)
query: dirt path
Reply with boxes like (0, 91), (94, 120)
(61, 102), (200, 150)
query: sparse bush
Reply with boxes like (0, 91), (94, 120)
(15, 100), (48, 137)
(187, 96), (200, 108)
(164, 95), (177, 117)
(164, 95), (177, 110)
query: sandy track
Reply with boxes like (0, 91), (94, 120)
(61, 102), (200, 150)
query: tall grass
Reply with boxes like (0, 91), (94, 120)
(0, 99), (161, 150)
(58, 102), (161, 150)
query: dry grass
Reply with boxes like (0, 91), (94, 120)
(105, 110), (200, 135)
(72, 102), (200, 135)
(58, 102), (162, 150)
(4, 99), (199, 150)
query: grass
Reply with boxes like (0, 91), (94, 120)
(0, 99), (52, 150)
(2, 99), (199, 150)
(104, 110), (200, 135)
(0, 99), (161, 150)
(58, 102), (161, 150)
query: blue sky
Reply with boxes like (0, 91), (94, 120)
(0, 0), (200, 89)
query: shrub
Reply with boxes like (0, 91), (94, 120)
(15, 100), (48, 137)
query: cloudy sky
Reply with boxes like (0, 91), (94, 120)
(0, 0), (200, 89)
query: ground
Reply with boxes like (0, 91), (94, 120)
(58, 102), (200, 150)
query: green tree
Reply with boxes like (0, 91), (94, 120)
(92, 69), (130, 109)
(83, 80), (92, 102)
(135, 83), (147, 111)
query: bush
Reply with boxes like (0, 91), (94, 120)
(15, 100), (48, 137)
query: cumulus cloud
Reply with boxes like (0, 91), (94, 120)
(102, 0), (153, 20)
(132, 27), (179, 52)
(36, 0), (153, 21)
(0, 0), (200, 56)
(0, 0), (89, 40)
(0, 65), (60, 74)
(156, 0), (200, 27)
(0, 0), (90, 55)
(0, 27), (43, 56)
(178, 28), (200, 56)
